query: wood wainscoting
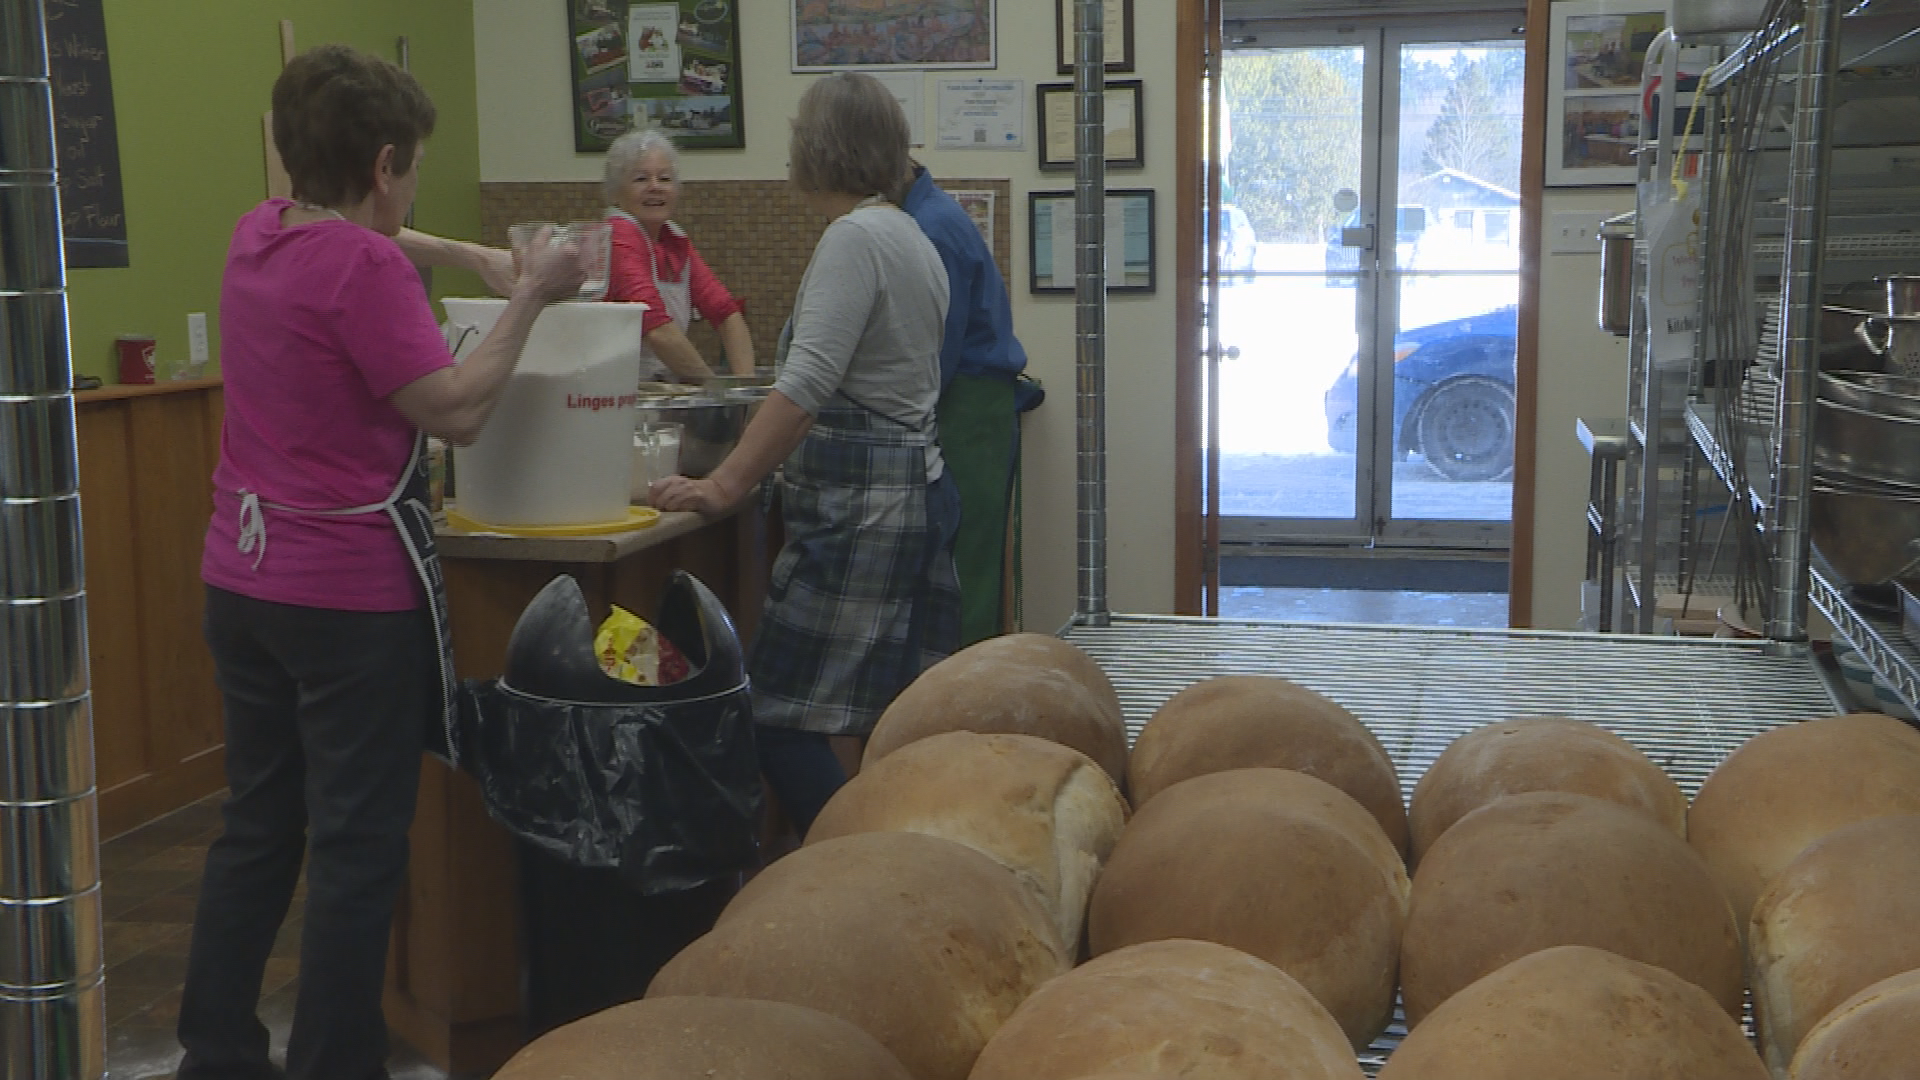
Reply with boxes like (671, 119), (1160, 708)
(76, 379), (227, 839)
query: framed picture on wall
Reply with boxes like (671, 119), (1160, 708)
(1035, 80), (1143, 171)
(566, 0), (746, 152)
(1029, 188), (1156, 294)
(1546, 0), (1671, 186)
(1054, 0), (1135, 74)
(792, 0), (996, 72)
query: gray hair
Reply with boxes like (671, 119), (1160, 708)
(603, 128), (680, 205)
(789, 73), (912, 202)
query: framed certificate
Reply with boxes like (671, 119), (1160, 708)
(1035, 80), (1143, 172)
(1029, 188), (1156, 295)
(1054, 0), (1134, 74)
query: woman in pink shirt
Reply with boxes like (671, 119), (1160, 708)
(603, 129), (757, 381)
(179, 45), (581, 1080)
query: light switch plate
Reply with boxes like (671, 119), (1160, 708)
(187, 312), (209, 370)
(1549, 212), (1606, 255)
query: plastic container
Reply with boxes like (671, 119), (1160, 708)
(631, 421), (682, 503)
(509, 220), (612, 302)
(442, 297), (647, 527)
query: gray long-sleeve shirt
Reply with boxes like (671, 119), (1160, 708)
(774, 203), (951, 477)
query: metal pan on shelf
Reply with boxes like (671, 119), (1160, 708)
(1815, 396), (1920, 488)
(1811, 476), (1920, 586)
(1819, 370), (1920, 420)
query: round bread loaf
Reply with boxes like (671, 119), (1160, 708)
(1378, 946), (1768, 1080)
(1789, 968), (1920, 1080)
(492, 996), (912, 1080)
(1688, 713), (1920, 930)
(807, 731), (1128, 952)
(969, 939), (1365, 1080)
(1400, 790), (1742, 1026)
(864, 633), (1128, 784)
(1128, 675), (1408, 855)
(1087, 768), (1408, 1050)
(1750, 815), (1920, 1074)
(1409, 716), (1685, 863)
(647, 831), (1070, 1080)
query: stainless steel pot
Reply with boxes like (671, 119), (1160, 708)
(1812, 479), (1920, 585)
(1598, 212), (1635, 338)
(1815, 396), (1920, 489)
(1855, 276), (1920, 378)
(1818, 370), (1920, 421)
(634, 395), (747, 478)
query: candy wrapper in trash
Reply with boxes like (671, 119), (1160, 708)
(595, 605), (690, 685)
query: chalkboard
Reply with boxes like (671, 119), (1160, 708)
(45, 0), (129, 269)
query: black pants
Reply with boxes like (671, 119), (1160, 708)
(178, 587), (433, 1080)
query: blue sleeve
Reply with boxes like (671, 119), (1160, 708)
(935, 235), (973, 390)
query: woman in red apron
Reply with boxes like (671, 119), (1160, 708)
(177, 45), (583, 1080)
(652, 74), (961, 839)
(602, 129), (756, 382)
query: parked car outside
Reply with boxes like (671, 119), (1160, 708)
(1218, 203), (1258, 283)
(1323, 305), (1517, 481)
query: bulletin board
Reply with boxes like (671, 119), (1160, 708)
(566, 0), (745, 152)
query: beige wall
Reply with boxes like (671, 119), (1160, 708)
(1528, 188), (1633, 628)
(471, 0), (1180, 630)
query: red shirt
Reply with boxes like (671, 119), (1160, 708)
(606, 215), (743, 334)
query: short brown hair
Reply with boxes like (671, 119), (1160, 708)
(788, 74), (912, 201)
(271, 45), (436, 208)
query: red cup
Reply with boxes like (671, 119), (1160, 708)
(116, 335), (156, 385)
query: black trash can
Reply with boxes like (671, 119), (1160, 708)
(458, 570), (764, 1037)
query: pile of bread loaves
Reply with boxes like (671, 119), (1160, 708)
(492, 632), (1920, 1080)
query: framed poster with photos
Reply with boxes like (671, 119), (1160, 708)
(793, 0), (996, 71)
(1036, 80), (1143, 171)
(1029, 188), (1155, 294)
(1054, 0), (1134, 74)
(1547, 0), (1670, 185)
(566, 0), (746, 152)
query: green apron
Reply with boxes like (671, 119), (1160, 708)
(937, 373), (1018, 645)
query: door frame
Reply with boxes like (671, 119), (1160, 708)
(1172, 0), (1549, 622)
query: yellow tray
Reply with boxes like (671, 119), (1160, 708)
(445, 505), (661, 537)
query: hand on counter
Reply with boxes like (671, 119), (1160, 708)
(649, 473), (742, 516)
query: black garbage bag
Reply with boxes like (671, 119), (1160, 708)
(458, 570), (763, 895)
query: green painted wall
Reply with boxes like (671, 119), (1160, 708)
(68, 0), (483, 383)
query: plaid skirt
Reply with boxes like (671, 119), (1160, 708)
(749, 404), (962, 736)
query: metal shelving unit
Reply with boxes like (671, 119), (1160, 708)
(1670, 0), (1920, 713)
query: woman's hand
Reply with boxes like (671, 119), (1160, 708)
(648, 473), (742, 515)
(513, 227), (587, 303)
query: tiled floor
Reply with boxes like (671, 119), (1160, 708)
(101, 794), (446, 1080)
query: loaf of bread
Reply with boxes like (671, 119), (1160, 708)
(1400, 791), (1743, 1026)
(491, 996), (913, 1080)
(647, 831), (1070, 1080)
(969, 939), (1364, 1080)
(1409, 716), (1685, 863)
(864, 633), (1128, 784)
(1128, 675), (1408, 855)
(807, 731), (1129, 951)
(1750, 814), (1920, 1074)
(1688, 713), (1920, 930)
(1087, 767), (1408, 1050)
(1789, 968), (1920, 1080)
(1379, 946), (1768, 1080)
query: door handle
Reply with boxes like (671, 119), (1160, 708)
(1340, 224), (1375, 251)
(1224, 345), (1242, 360)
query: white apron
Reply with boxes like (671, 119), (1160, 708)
(611, 211), (694, 382)
(229, 433), (461, 765)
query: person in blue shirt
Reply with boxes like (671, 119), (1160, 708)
(901, 163), (1031, 645)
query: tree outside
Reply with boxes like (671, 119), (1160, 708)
(1222, 48), (1363, 244)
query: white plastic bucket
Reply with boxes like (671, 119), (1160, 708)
(442, 297), (647, 527)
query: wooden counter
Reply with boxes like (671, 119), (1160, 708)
(383, 502), (773, 1075)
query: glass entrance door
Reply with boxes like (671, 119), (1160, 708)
(1215, 21), (1525, 548)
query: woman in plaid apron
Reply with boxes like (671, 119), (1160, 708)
(651, 73), (961, 837)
